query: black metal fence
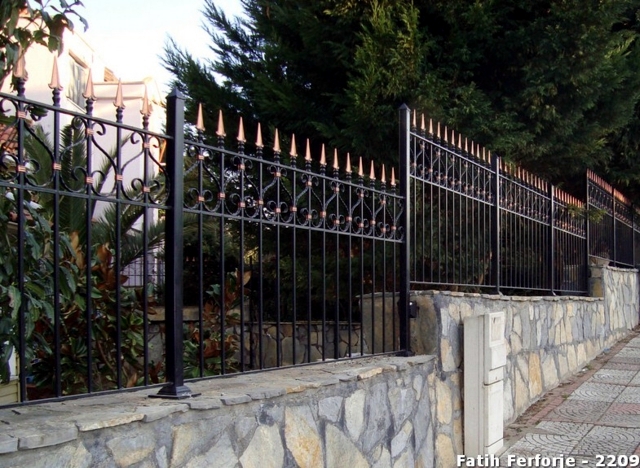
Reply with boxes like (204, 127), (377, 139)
(0, 82), (637, 405)
(401, 107), (636, 295)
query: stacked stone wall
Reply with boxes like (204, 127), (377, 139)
(0, 266), (636, 467)
(413, 265), (639, 431)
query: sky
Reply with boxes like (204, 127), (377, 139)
(79, 0), (244, 94)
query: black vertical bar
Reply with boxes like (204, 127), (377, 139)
(549, 185), (555, 294)
(141, 112), (151, 386)
(114, 105), (123, 389)
(585, 173), (590, 292)
(84, 95), (94, 394)
(491, 153), (501, 293)
(398, 105), (411, 355)
(15, 78), (27, 402)
(51, 85), (62, 397)
(612, 186), (617, 265)
(152, 89), (193, 399)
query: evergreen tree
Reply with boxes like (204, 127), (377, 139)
(165, 0), (640, 195)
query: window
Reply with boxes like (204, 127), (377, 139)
(67, 55), (88, 108)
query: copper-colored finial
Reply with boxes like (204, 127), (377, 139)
(369, 161), (376, 180)
(444, 126), (448, 143)
(82, 69), (95, 100)
(458, 133), (462, 149)
(141, 85), (152, 117)
(391, 167), (396, 187)
(345, 153), (352, 173)
(451, 129), (455, 146)
(305, 138), (311, 161)
(114, 80), (124, 109)
(196, 103), (205, 132)
(49, 55), (62, 90)
(482, 147), (486, 161)
(256, 123), (264, 148)
(237, 117), (246, 143)
(290, 133), (297, 157)
(437, 122), (441, 139)
(412, 110), (417, 128)
(381, 165), (386, 184)
(429, 118), (433, 135)
(333, 148), (339, 170)
(464, 138), (468, 153)
(13, 46), (26, 79)
(320, 144), (326, 166)
(421, 114), (426, 132)
(216, 110), (225, 137)
(273, 129), (281, 153)
(358, 157), (364, 177)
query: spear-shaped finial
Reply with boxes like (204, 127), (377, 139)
(305, 138), (311, 162)
(320, 144), (326, 166)
(49, 55), (62, 90)
(451, 129), (455, 146)
(420, 114), (426, 132)
(437, 122), (441, 139)
(141, 85), (152, 117)
(429, 118), (433, 135)
(345, 153), (352, 173)
(113, 79), (125, 109)
(358, 157), (364, 178)
(290, 133), (297, 157)
(458, 133), (462, 149)
(444, 126), (448, 143)
(216, 110), (225, 137)
(391, 167), (396, 187)
(82, 68), (95, 100)
(196, 103), (205, 132)
(464, 137), (468, 153)
(333, 148), (339, 170)
(256, 123), (264, 148)
(381, 164), (386, 184)
(412, 110), (417, 128)
(273, 129), (281, 153)
(237, 117), (246, 143)
(369, 161), (376, 180)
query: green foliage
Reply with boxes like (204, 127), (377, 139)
(166, 0), (640, 198)
(0, 0), (87, 85)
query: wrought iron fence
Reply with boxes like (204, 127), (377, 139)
(401, 107), (634, 295)
(0, 77), (638, 405)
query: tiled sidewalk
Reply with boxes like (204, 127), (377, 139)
(500, 330), (640, 466)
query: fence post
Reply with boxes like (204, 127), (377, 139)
(548, 185), (555, 294)
(491, 153), (501, 294)
(612, 186), (617, 266)
(151, 90), (193, 399)
(398, 104), (412, 355)
(585, 173), (591, 293)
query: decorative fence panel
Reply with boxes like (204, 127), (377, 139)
(0, 79), (638, 405)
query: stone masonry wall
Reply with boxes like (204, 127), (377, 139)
(0, 266), (636, 468)
(0, 355), (440, 468)
(412, 265), (639, 438)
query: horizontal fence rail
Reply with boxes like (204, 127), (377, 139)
(0, 76), (638, 406)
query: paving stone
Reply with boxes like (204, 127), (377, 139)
(602, 362), (640, 371)
(615, 386), (640, 404)
(598, 403), (640, 428)
(571, 426), (640, 456)
(591, 369), (636, 385)
(546, 400), (610, 423)
(568, 382), (625, 403)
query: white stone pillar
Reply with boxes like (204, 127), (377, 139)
(463, 311), (506, 456)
